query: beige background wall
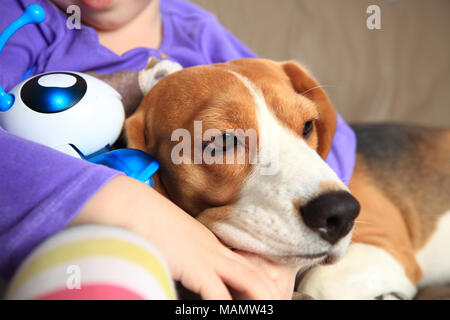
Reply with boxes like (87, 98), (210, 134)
(192, 0), (450, 126)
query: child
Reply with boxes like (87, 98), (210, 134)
(0, 0), (356, 299)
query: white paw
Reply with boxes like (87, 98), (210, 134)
(297, 243), (417, 300)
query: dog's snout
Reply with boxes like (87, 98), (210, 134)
(300, 191), (360, 244)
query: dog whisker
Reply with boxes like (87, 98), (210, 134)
(301, 84), (337, 97)
(298, 84), (338, 108)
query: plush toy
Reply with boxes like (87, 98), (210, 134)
(86, 57), (182, 118)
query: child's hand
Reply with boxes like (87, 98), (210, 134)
(73, 175), (287, 299)
(232, 250), (300, 300)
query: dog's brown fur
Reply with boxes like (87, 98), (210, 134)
(125, 58), (450, 295)
(350, 124), (450, 283)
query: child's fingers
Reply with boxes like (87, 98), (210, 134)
(199, 272), (233, 300)
(222, 248), (286, 298)
(217, 255), (281, 300)
(179, 267), (233, 300)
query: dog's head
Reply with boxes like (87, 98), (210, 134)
(126, 58), (360, 267)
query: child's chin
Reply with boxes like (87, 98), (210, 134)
(81, 0), (115, 11)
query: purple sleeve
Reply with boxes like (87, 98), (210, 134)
(0, 1), (121, 280)
(325, 114), (356, 185)
(0, 129), (121, 280)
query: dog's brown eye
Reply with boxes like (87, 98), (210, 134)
(217, 133), (238, 152)
(302, 120), (314, 138)
(203, 133), (239, 155)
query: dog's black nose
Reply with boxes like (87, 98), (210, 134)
(300, 191), (360, 244)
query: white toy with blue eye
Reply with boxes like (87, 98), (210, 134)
(2, 70), (125, 158)
(0, 4), (159, 186)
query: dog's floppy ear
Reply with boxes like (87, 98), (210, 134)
(125, 109), (147, 151)
(125, 111), (170, 198)
(280, 61), (337, 159)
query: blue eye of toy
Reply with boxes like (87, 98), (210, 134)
(20, 72), (87, 113)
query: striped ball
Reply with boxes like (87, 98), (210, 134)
(5, 225), (176, 300)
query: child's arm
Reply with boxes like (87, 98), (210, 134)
(0, 1), (119, 281)
(0, 129), (121, 280)
(73, 174), (293, 299)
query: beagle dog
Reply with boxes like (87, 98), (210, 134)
(125, 58), (450, 300)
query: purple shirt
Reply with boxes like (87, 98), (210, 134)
(0, 0), (356, 280)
